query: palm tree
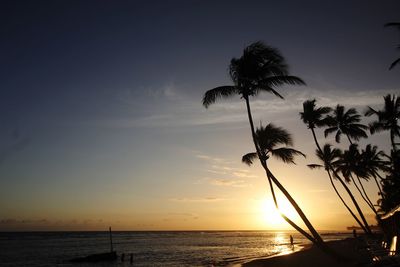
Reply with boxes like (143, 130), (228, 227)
(366, 94), (400, 152)
(385, 22), (400, 70)
(202, 42), (325, 246)
(360, 144), (388, 199)
(242, 124), (317, 241)
(300, 99), (372, 234)
(379, 150), (400, 212)
(336, 144), (378, 215)
(307, 144), (369, 233)
(324, 105), (368, 144)
(300, 99), (331, 151)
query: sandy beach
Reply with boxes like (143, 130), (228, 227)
(242, 238), (369, 267)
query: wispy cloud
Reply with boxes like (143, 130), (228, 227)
(169, 197), (226, 202)
(208, 178), (248, 187)
(195, 152), (257, 188)
(95, 85), (398, 130)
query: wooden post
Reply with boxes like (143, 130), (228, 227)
(109, 226), (114, 252)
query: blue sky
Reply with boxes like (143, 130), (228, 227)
(0, 0), (399, 230)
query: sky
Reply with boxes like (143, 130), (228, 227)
(0, 0), (399, 231)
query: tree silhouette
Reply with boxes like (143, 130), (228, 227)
(336, 144), (378, 215)
(380, 150), (400, 212)
(202, 42), (326, 247)
(324, 105), (368, 144)
(366, 94), (400, 153)
(300, 99), (331, 151)
(300, 99), (372, 234)
(242, 124), (316, 241)
(242, 124), (305, 165)
(308, 144), (369, 233)
(360, 144), (388, 200)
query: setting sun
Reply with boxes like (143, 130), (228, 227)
(259, 197), (299, 229)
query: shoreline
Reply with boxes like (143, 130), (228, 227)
(230, 243), (311, 267)
(241, 238), (365, 267)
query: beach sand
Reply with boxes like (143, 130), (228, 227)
(242, 238), (369, 267)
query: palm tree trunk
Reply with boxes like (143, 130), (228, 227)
(355, 176), (378, 215)
(374, 174), (385, 200)
(244, 96), (323, 245)
(327, 171), (368, 233)
(265, 165), (316, 242)
(310, 129), (372, 234)
(311, 127), (322, 152)
(265, 167), (325, 244)
(332, 171), (372, 234)
(350, 176), (377, 215)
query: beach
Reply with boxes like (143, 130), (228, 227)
(243, 238), (367, 267)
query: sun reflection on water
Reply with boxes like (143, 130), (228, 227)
(273, 232), (295, 255)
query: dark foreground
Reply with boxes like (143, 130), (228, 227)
(243, 238), (373, 267)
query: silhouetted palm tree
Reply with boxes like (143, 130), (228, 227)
(366, 94), (400, 152)
(308, 144), (369, 233)
(300, 99), (372, 234)
(324, 105), (368, 144)
(385, 22), (400, 70)
(242, 124), (305, 165)
(242, 124), (317, 241)
(202, 42), (326, 246)
(300, 99), (331, 151)
(379, 150), (400, 212)
(336, 144), (378, 215)
(360, 144), (388, 199)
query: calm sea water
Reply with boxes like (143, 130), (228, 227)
(0, 231), (352, 267)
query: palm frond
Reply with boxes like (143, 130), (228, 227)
(365, 106), (378, 117)
(389, 58), (400, 70)
(270, 147), (305, 164)
(242, 152), (258, 166)
(255, 123), (293, 149)
(384, 22), (400, 28)
(300, 99), (331, 129)
(202, 86), (238, 108)
(254, 86), (284, 99)
(307, 164), (323, 169)
(260, 75), (306, 87)
(369, 121), (386, 134)
(324, 127), (338, 138)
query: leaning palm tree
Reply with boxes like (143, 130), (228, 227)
(336, 144), (378, 216)
(242, 124), (317, 241)
(324, 105), (368, 144)
(360, 144), (389, 200)
(202, 42), (325, 246)
(366, 94), (400, 152)
(300, 99), (372, 234)
(308, 144), (369, 233)
(385, 22), (400, 70)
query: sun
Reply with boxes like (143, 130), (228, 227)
(259, 197), (298, 229)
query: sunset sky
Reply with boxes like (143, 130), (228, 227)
(1, 0), (399, 231)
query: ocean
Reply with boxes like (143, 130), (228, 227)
(0, 231), (352, 267)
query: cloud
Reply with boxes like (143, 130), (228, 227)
(89, 84), (398, 130)
(208, 178), (249, 187)
(195, 152), (257, 187)
(0, 218), (107, 227)
(167, 212), (197, 217)
(169, 197), (226, 203)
